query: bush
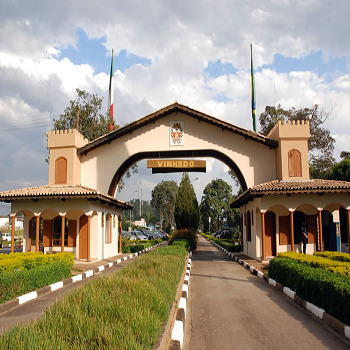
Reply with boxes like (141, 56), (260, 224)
(171, 239), (190, 249)
(0, 263), (71, 304)
(0, 244), (187, 348)
(314, 251), (350, 263)
(0, 252), (74, 274)
(212, 238), (241, 252)
(169, 229), (197, 250)
(278, 252), (350, 277)
(269, 257), (350, 325)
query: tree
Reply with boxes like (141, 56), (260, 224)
(174, 173), (199, 231)
(200, 179), (236, 232)
(52, 88), (137, 191)
(53, 88), (117, 141)
(340, 151), (350, 160)
(259, 104), (336, 179)
(329, 159), (350, 182)
(151, 180), (178, 232)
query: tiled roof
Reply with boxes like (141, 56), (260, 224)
(0, 185), (132, 210)
(78, 102), (278, 155)
(231, 179), (350, 208)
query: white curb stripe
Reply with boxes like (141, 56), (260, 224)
(123, 257), (127, 261)
(50, 281), (63, 292)
(184, 275), (190, 285)
(268, 278), (276, 287)
(129, 255), (133, 259)
(108, 262), (114, 268)
(18, 291), (37, 305)
(179, 297), (187, 317)
(306, 302), (324, 319)
(345, 325), (350, 340)
(97, 265), (105, 272)
(72, 274), (83, 282)
(182, 284), (188, 295)
(257, 271), (264, 279)
(172, 320), (184, 348)
(283, 287), (295, 300)
(249, 266), (255, 273)
(186, 269), (191, 276)
(116, 259), (122, 264)
(243, 262), (247, 268)
(85, 270), (94, 278)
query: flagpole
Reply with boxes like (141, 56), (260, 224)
(108, 48), (114, 131)
(251, 44), (257, 132)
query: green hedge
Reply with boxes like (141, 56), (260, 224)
(0, 263), (71, 304)
(169, 229), (197, 250)
(212, 238), (241, 252)
(0, 252), (74, 274)
(269, 257), (350, 325)
(0, 244), (187, 349)
(314, 251), (350, 263)
(278, 252), (350, 277)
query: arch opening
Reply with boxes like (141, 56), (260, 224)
(108, 149), (248, 197)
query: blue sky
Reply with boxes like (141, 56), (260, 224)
(0, 0), (349, 216)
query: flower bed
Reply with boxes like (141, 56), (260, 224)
(314, 251), (350, 263)
(278, 252), (350, 277)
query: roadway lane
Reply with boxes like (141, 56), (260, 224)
(183, 236), (350, 350)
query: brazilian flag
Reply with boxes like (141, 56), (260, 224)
(251, 44), (257, 132)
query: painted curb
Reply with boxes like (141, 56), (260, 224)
(306, 302), (325, 320)
(169, 252), (192, 349)
(0, 242), (163, 313)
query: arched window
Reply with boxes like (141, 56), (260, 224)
(106, 214), (112, 243)
(247, 211), (251, 242)
(288, 149), (302, 177)
(52, 216), (68, 246)
(55, 157), (67, 184)
(251, 209), (254, 226)
(29, 217), (44, 247)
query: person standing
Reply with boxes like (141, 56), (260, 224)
(301, 221), (308, 254)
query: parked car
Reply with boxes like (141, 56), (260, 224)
(141, 230), (155, 240)
(2, 233), (14, 242)
(133, 230), (149, 240)
(213, 230), (223, 238)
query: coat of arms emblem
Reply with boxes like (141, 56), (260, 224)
(170, 121), (184, 145)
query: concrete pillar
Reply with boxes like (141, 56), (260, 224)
(261, 211), (266, 261)
(119, 216), (122, 253)
(11, 215), (16, 254)
(318, 209), (323, 252)
(87, 215), (91, 262)
(61, 215), (65, 252)
(290, 210), (294, 252)
(35, 215), (40, 253)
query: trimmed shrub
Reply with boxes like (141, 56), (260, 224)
(314, 251), (350, 263)
(171, 239), (190, 249)
(0, 252), (74, 274)
(212, 238), (241, 252)
(278, 252), (350, 277)
(169, 229), (197, 250)
(269, 257), (350, 325)
(0, 263), (71, 304)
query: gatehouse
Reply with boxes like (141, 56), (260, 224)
(0, 102), (349, 261)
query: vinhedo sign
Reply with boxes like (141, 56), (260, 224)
(147, 159), (206, 168)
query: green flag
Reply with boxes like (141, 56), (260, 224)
(251, 44), (257, 132)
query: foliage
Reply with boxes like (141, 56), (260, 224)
(53, 88), (116, 141)
(0, 263), (71, 304)
(212, 238), (241, 252)
(314, 251), (350, 263)
(340, 151), (350, 159)
(329, 159), (350, 181)
(122, 199), (157, 224)
(278, 252), (350, 277)
(0, 252), (74, 273)
(259, 104), (336, 179)
(200, 179), (236, 232)
(174, 173), (199, 231)
(269, 257), (350, 325)
(52, 88), (137, 190)
(169, 229), (197, 251)
(0, 245), (187, 349)
(151, 180), (178, 232)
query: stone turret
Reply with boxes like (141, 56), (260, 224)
(268, 120), (310, 181)
(47, 129), (89, 186)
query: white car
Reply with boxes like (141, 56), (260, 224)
(2, 233), (12, 242)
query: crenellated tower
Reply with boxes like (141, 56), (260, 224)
(268, 119), (310, 181)
(47, 129), (88, 186)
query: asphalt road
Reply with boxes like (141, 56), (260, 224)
(0, 246), (22, 254)
(183, 236), (350, 350)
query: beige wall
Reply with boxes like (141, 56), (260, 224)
(80, 112), (277, 195)
(268, 120), (310, 180)
(47, 129), (88, 185)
